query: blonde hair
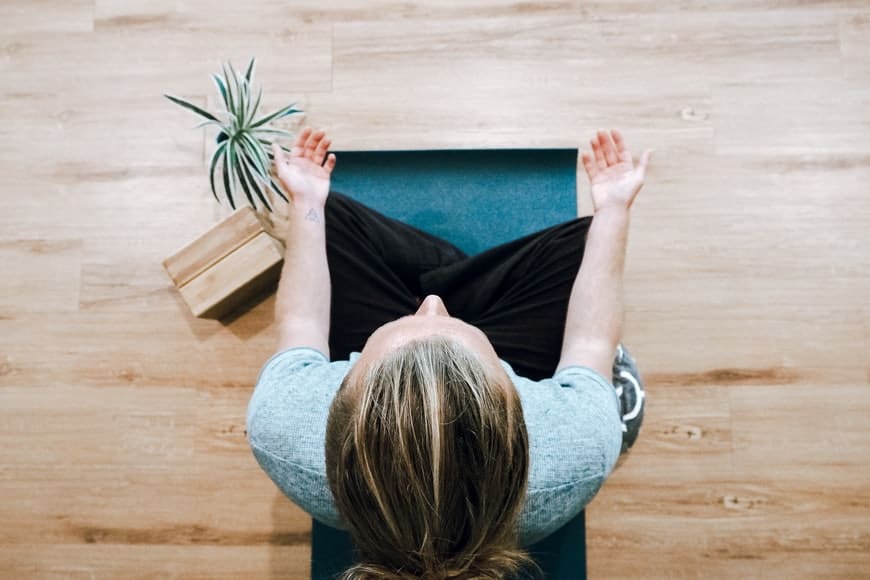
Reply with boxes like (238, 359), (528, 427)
(325, 336), (540, 580)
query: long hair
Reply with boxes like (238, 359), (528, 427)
(325, 336), (539, 579)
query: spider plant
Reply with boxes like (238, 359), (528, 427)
(165, 58), (301, 212)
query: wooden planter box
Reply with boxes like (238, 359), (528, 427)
(163, 207), (285, 319)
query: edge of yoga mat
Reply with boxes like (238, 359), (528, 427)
(329, 148), (580, 256)
(311, 516), (586, 580)
(312, 148), (587, 580)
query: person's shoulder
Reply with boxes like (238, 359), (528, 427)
(552, 364), (612, 392)
(256, 346), (330, 381)
(507, 362), (618, 413)
(247, 347), (351, 438)
(511, 363), (623, 486)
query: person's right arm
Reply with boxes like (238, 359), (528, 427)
(556, 130), (652, 383)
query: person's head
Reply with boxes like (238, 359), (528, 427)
(325, 296), (539, 579)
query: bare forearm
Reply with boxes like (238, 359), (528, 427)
(274, 201), (331, 354)
(562, 207), (630, 357)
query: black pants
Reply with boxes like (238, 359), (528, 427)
(324, 192), (593, 382)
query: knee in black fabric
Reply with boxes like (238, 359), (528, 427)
(613, 343), (645, 454)
(324, 191), (353, 215)
(559, 216), (594, 242)
(323, 192), (373, 242)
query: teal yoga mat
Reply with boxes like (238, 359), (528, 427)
(329, 148), (579, 256)
(312, 148), (586, 580)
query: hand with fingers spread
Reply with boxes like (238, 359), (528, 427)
(271, 127), (337, 207)
(581, 130), (652, 213)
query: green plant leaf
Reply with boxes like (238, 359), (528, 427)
(237, 136), (274, 207)
(268, 177), (290, 203)
(257, 137), (292, 162)
(239, 78), (251, 130)
(226, 61), (246, 132)
(208, 141), (228, 203)
(239, 132), (270, 177)
(244, 58), (256, 84)
(164, 94), (218, 121)
(261, 138), (292, 154)
(246, 86), (263, 127)
(251, 128), (295, 138)
(221, 111), (239, 128)
(221, 63), (237, 128)
(234, 149), (258, 211)
(250, 104), (300, 129)
(242, 58), (260, 127)
(260, 139), (290, 203)
(240, 152), (273, 212)
(194, 119), (227, 131)
(211, 74), (230, 110)
(259, 136), (289, 148)
(222, 138), (237, 210)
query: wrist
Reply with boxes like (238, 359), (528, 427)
(594, 205), (630, 220)
(289, 197), (326, 212)
(286, 199), (327, 232)
(288, 198), (327, 222)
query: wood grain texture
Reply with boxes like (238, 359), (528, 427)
(164, 208), (272, 287)
(0, 240), (83, 313)
(178, 231), (284, 318)
(0, 0), (93, 33)
(840, 12), (870, 81)
(0, 545), (310, 579)
(1, 1), (869, 578)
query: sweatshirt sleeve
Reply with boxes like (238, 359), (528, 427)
(245, 347), (348, 529)
(516, 364), (624, 545)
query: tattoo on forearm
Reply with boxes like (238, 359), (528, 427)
(305, 208), (321, 223)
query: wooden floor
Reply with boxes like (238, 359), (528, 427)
(1, 1), (868, 578)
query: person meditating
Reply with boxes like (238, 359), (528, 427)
(246, 127), (650, 580)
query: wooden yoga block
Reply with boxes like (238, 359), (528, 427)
(163, 207), (285, 319)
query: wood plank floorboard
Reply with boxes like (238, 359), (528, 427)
(1, 1), (868, 577)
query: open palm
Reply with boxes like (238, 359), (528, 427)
(271, 127), (337, 206)
(581, 130), (652, 212)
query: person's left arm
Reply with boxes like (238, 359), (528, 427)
(270, 128), (337, 358)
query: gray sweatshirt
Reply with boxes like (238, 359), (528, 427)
(246, 347), (622, 546)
